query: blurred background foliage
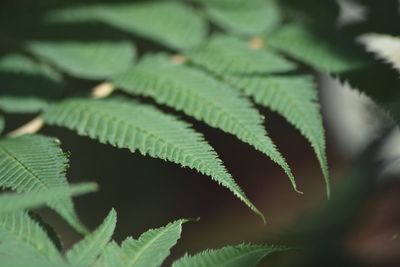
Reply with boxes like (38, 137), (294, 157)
(1, 0), (400, 266)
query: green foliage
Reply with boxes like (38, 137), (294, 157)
(172, 243), (290, 267)
(119, 219), (186, 267)
(225, 74), (329, 195)
(185, 34), (296, 75)
(67, 209), (117, 266)
(268, 24), (362, 73)
(27, 41), (136, 80)
(0, 191), (288, 267)
(48, 1), (207, 50)
(202, 0), (281, 36)
(0, 135), (87, 233)
(0, 211), (63, 263)
(6, 0), (396, 265)
(113, 54), (298, 192)
(0, 53), (64, 113)
(43, 97), (263, 220)
(0, 183), (97, 215)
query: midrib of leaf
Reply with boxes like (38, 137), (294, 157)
(268, 84), (329, 193)
(0, 145), (47, 191)
(124, 225), (171, 266)
(67, 220), (111, 264)
(218, 247), (271, 267)
(73, 102), (187, 157)
(236, 78), (329, 196)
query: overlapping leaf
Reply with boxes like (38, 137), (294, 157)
(203, 0), (281, 36)
(67, 209), (117, 266)
(27, 41), (136, 80)
(0, 211), (63, 263)
(43, 98), (263, 220)
(0, 135), (87, 233)
(185, 35), (296, 75)
(119, 219), (186, 267)
(172, 243), (290, 267)
(225, 74), (329, 195)
(0, 183), (97, 215)
(0, 54), (63, 113)
(114, 54), (298, 193)
(268, 24), (362, 73)
(47, 1), (207, 50)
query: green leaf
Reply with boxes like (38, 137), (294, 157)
(120, 219), (186, 267)
(114, 54), (298, 193)
(0, 211), (63, 263)
(185, 35), (296, 75)
(43, 98), (264, 221)
(26, 41), (136, 79)
(0, 53), (63, 113)
(358, 33), (400, 73)
(226, 75), (329, 196)
(66, 209), (117, 266)
(0, 135), (87, 233)
(268, 24), (362, 73)
(0, 183), (97, 215)
(172, 243), (290, 267)
(94, 242), (125, 267)
(204, 0), (281, 36)
(47, 1), (207, 50)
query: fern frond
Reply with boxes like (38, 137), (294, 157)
(359, 33), (400, 73)
(172, 243), (290, 267)
(26, 41), (136, 79)
(0, 135), (87, 233)
(203, 0), (281, 36)
(47, 1), (207, 50)
(43, 98), (264, 221)
(66, 209), (117, 266)
(268, 24), (362, 73)
(0, 183), (97, 215)
(113, 55), (297, 192)
(0, 53), (63, 113)
(0, 239), (65, 267)
(185, 35), (296, 75)
(120, 219), (186, 267)
(226, 75), (329, 196)
(95, 242), (125, 267)
(0, 211), (63, 263)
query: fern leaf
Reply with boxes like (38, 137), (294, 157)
(43, 98), (264, 220)
(172, 243), (290, 267)
(47, 1), (207, 50)
(203, 0), (281, 36)
(226, 75), (329, 196)
(95, 242), (125, 267)
(0, 239), (66, 267)
(358, 33), (400, 73)
(185, 35), (296, 75)
(26, 41), (136, 79)
(268, 24), (362, 73)
(114, 54), (298, 193)
(0, 211), (63, 263)
(0, 183), (97, 215)
(120, 219), (186, 267)
(0, 53), (63, 113)
(66, 209), (117, 266)
(0, 135), (87, 233)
